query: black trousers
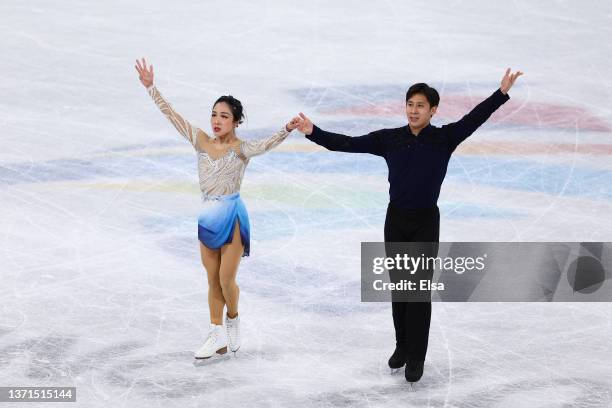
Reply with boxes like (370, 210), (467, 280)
(384, 203), (440, 362)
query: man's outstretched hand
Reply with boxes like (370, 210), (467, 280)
(500, 68), (523, 94)
(296, 112), (314, 135)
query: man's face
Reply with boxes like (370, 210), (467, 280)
(405, 93), (437, 130)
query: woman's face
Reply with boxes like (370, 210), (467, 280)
(211, 102), (237, 138)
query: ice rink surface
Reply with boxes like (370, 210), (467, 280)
(1, 0), (612, 406)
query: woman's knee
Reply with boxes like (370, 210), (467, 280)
(208, 276), (222, 292)
(219, 277), (238, 294)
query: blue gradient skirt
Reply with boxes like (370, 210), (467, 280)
(197, 193), (250, 257)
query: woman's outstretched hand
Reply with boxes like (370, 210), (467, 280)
(135, 58), (154, 88)
(296, 112), (314, 135)
(500, 68), (523, 94)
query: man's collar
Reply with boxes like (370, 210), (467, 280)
(406, 123), (433, 137)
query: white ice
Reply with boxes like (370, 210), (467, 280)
(1, 0), (612, 407)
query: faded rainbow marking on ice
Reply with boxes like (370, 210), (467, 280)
(2, 146), (611, 201)
(324, 95), (611, 133)
(291, 82), (612, 140)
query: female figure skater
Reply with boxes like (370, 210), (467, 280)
(135, 58), (301, 359)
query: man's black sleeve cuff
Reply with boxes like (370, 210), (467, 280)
(494, 88), (511, 103)
(305, 124), (322, 142)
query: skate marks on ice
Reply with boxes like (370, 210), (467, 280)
(106, 353), (231, 400)
(0, 336), (77, 380)
(105, 349), (295, 401)
(0, 335), (229, 400)
(0, 334), (294, 401)
(238, 262), (365, 315)
(443, 377), (612, 408)
(306, 366), (611, 408)
(0, 336), (147, 379)
(1, 324), (610, 405)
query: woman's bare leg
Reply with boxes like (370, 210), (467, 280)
(200, 242), (224, 325)
(219, 222), (244, 318)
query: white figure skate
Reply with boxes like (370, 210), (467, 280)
(194, 324), (228, 359)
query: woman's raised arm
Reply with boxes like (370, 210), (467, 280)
(135, 58), (209, 148)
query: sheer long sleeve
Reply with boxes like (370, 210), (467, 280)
(147, 85), (208, 148)
(241, 127), (291, 159)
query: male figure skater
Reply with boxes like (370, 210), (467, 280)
(296, 68), (523, 383)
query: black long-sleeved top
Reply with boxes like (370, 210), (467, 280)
(305, 89), (510, 209)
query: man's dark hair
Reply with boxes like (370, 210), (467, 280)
(405, 83), (440, 108)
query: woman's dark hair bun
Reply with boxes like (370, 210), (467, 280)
(214, 95), (245, 124)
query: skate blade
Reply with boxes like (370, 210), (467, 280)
(194, 346), (228, 359)
(390, 368), (400, 374)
